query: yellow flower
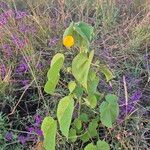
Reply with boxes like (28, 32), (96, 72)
(63, 35), (74, 48)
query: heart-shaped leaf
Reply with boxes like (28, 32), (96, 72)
(99, 94), (119, 128)
(96, 140), (110, 150)
(84, 143), (97, 150)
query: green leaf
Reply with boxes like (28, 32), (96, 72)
(84, 143), (97, 150)
(68, 128), (77, 142)
(74, 84), (84, 98)
(68, 81), (76, 93)
(57, 95), (74, 138)
(63, 22), (93, 52)
(72, 51), (94, 89)
(79, 113), (89, 123)
(96, 140), (110, 150)
(87, 71), (99, 95)
(80, 132), (90, 143)
(73, 118), (82, 130)
(99, 94), (119, 128)
(63, 22), (74, 38)
(88, 119), (98, 137)
(41, 116), (57, 150)
(44, 53), (64, 94)
(99, 64), (114, 82)
(85, 95), (97, 108)
(75, 22), (93, 42)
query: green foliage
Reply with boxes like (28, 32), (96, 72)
(73, 118), (82, 131)
(44, 53), (64, 94)
(68, 81), (76, 93)
(68, 128), (77, 142)
(84, 143), (96, 150)
(41, 116), (57, 150)
(85, 95), (97, 108)
(84, 140), (110, 150)
(99, 64), (114, 82)
(72, 51), (94, 90)
(88, 119), (99, 137)
(97, 140), (110, 150)
(79, 113), (89, 123)
(57, 95), (74, 138)
(100, 94), (119, 128)
(43, 21), (119, 149)
(63, 21), (94, 52)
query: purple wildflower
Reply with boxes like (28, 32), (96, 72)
(36, 62), (44, 69)
(108, 85), (113, 92)
(0, 2), (8, 10)
(35, 129), (43, 136)
(18, 135), (27, 144)
(27, 127), (34, 133)
(131, 90), (142, 102)
(11, 35), (25, 49)
(144, 54), (150, 61)
(48, 37), (59, 47)
(2, 44), (12, 57)
(21, 80), (29, 86)
(15, 11), (27, 20)
(19, 24), (36, 34)
(16, 62), (28, 74)
(0, 63), (6, 79)
(34, 115), (42, 126)
(5, 132), (13, 141)
(0, 13), (7, 26)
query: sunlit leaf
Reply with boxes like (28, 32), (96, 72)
(41, 116), (57, 150)
(72, 51), (94, 89)
(84, 143), (97, 150)
(86, 95), (97, 108)
(44, 53), (64, 94)
(57, 95), (74, 138)
(68, 81), (76, 93)
(63, 22), (74, 38)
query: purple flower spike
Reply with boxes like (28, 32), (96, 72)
(0, 13), (7, 26)
(5, 132), (13, 141)
(11, 35), (25, 49)
(34, 115), (42, 126)
(27, 127), (34, 133)
(48, 37), (59, 47)
(15, 11), (27, 20)
(18, 135), (27, 144)
(2, 44), (13, 57)
(36, 62), (44, 69)
(35, 129), (43, 136)
(0, 2), (8, 10)
(131, 90), (142, 102)
(0, 64), (6, 79)
(16, 62), (28, 74)
(21, 80), (29, 86)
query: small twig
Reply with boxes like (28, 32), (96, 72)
(8, 80), (34, 116)
(123, 75), (128, 120)
(123, 76), (128, 106)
